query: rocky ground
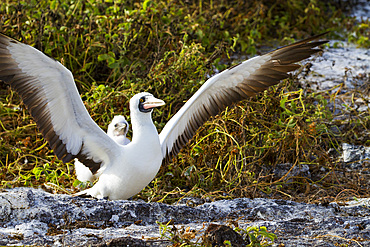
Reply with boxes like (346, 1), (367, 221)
(0, 187), (369, 246)
(0, 42), (369, 246)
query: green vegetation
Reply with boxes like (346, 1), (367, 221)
(0, 0), (369, 206)
(157, 221), (276, 246)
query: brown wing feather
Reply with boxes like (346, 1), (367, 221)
(0, 33), (102, 174)
(162, 32), (328, 165)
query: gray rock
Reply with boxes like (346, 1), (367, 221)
(272, 163), (311, 182)
(0, 187), (369, 246)
(341, 143), (370, 172)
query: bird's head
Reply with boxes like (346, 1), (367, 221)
(130, 92), (165, 114)
(107, 115), (129, 137)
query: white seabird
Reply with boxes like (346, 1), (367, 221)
(0, 32), (328, 200)
(74, 115), (130, 183)
(106, 115), (131, 146)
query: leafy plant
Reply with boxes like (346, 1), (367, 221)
(0, 0), (368, 203)
(244, 226), (277, 247)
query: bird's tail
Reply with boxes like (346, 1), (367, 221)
(72, 189), (94, 199)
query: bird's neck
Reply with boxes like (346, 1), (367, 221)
(130, 112), (159, 143)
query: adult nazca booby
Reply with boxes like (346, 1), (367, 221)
(0, 32), (328, 200)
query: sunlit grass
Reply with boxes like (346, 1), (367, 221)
(0, 0), (369, 204)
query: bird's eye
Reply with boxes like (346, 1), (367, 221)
(140, 98), (144, 103)
(114, 123), (118, 127)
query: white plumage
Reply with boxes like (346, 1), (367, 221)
(75, 115), (130, 183)
(0, 32), (328, 199)
(107, 115), (131, 145)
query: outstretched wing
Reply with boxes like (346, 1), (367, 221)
(159, 33), (328, 164)
(0, 33), (121, 174)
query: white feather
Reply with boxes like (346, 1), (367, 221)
(75, 115), (131, 183)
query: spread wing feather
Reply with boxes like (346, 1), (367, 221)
(0, 33), (121, 174)
(159, 32), (328, 164)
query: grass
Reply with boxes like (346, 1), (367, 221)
(0, 0), (369, 206)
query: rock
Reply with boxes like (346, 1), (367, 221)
(93, 236), (149, 247)
(300, 43), (370, 92)
(272, 163), (311, 182)
(202, 224), (249, 246)
(342, 143), (370, 172)
(0, 187), (369, 246)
